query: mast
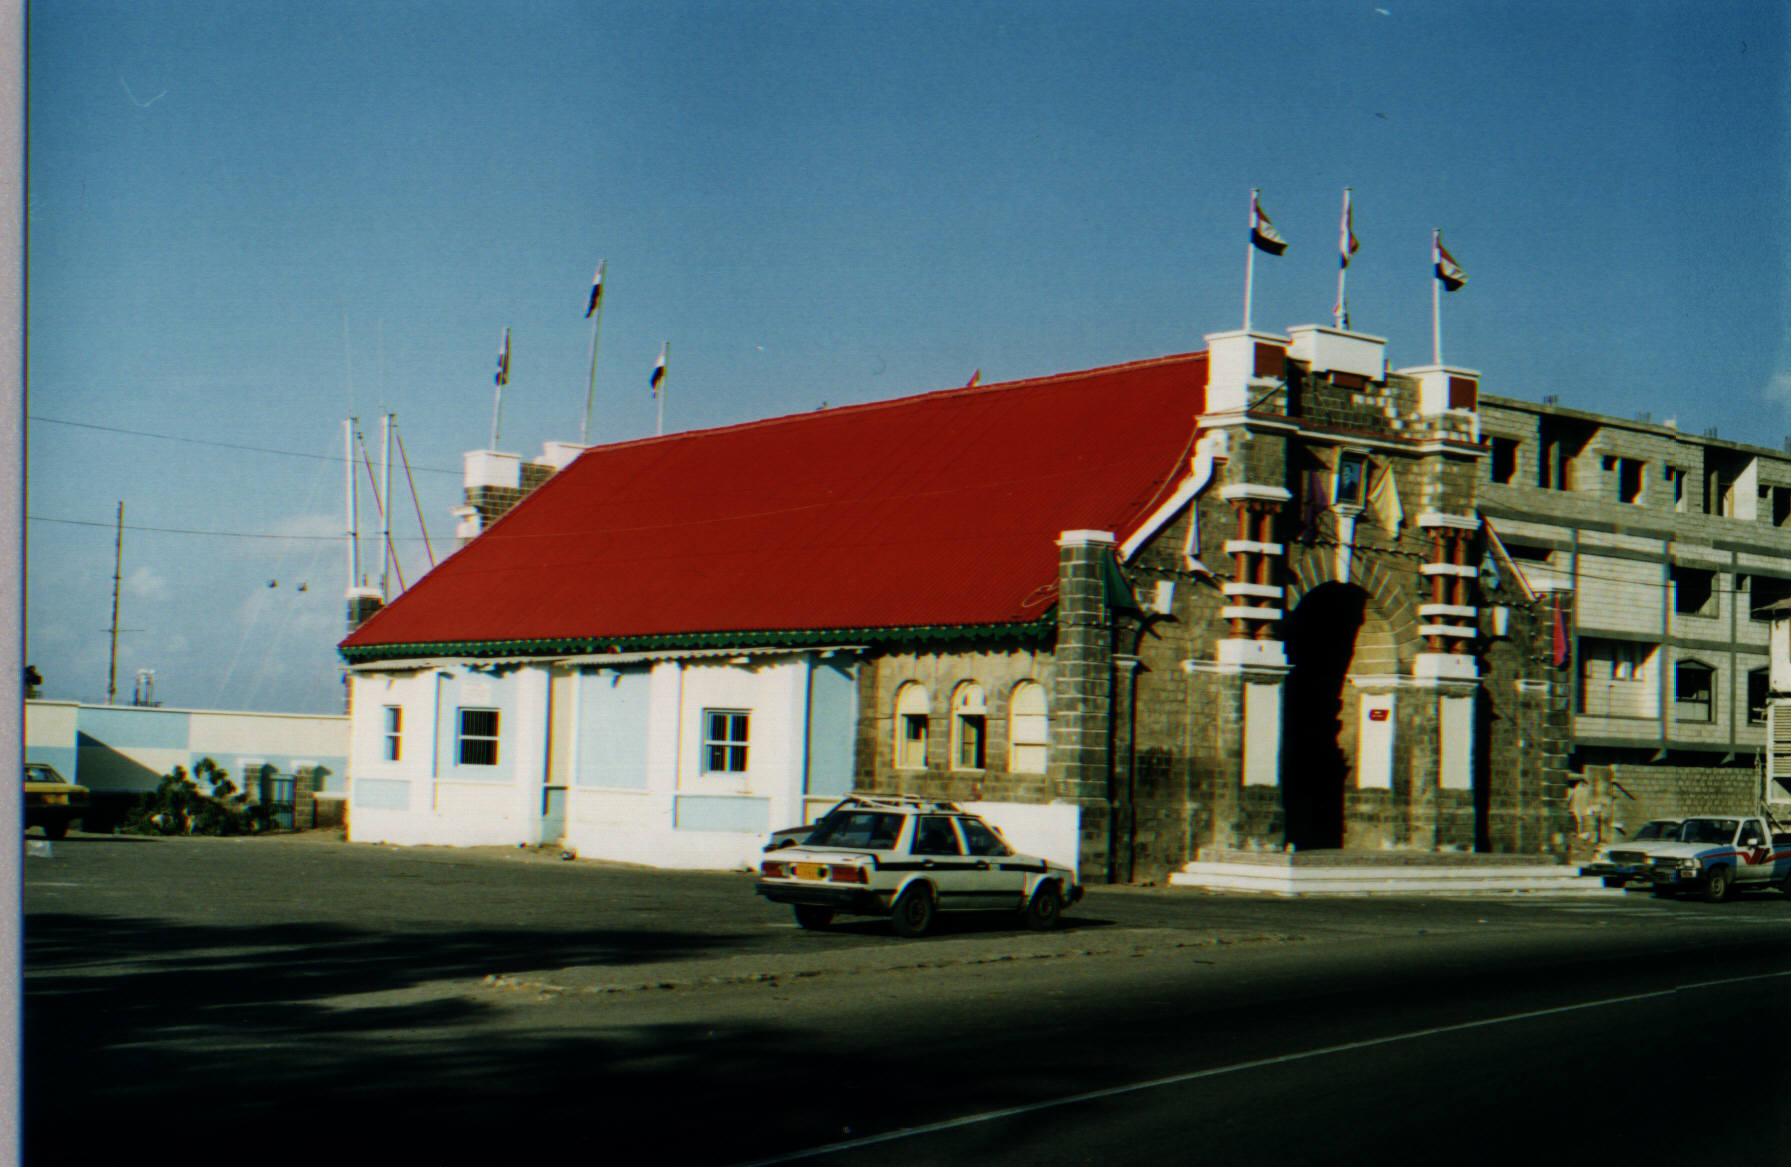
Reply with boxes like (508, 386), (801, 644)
(344, 417), (360, 590)
(379, 413), (394, 599)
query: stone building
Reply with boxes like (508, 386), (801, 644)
(338, 323), (1571, 879)
(1477, 397), (1791, 831)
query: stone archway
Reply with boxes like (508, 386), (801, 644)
(1280, 582), (1396, 850)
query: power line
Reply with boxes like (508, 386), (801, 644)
(29, 514), (435, 543)
(26, 414), (461, 476)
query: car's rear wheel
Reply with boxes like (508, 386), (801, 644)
(793, 905), (834, 931)
(1021, 881), (1063, 930)
(42, 819), (69, 841)
(889, 884), (934, 938)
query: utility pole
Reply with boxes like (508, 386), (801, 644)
(107, 500), (123, 705)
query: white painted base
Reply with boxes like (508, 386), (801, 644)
(349, 793), (1082, 876)
(1168, 861), (1611, 896)
(349, 806), (536, 848)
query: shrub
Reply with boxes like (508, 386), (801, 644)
(123, 758), (278, 836)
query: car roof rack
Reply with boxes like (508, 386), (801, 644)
(840, 794), (964, 813)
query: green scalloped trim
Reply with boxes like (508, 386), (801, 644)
(339, 612), (1058, 664)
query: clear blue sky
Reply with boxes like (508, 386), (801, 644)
(25, 0), (1789, 713)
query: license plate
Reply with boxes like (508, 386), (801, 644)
(794, 863), (828, 881)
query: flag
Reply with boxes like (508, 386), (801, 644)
(1367, 458), (1403, 537)
(966, 369), (981, 388)
(1339, 189), (1360, 269)
(1434, 232), (1466, 291)
(650, 343), (667, 396)
(1250, 191), (1287, 255)
(585, 263), (605, 318)
(1551, 593), (1571, 668)
(495, 328), (510, 386)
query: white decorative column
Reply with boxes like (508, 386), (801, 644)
(1413, 512), (1482, 847)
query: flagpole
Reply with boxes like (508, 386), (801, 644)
(1431, 229), (1443, 366)
(656, 341), (668, 437)
(491, 327), (509, 449)
(1243, 189), (1257, 331)
(581, 261), (606, 446)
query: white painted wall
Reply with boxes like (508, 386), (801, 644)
(1356, 693), (1395, 789)
(1439, 695), (1473, 790)
(1242, 681), (1282, 786)
(963, 800), (1081, 872)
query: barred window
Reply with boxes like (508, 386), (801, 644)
(704, 710), (750, 773)
(457, 708), (500, 766)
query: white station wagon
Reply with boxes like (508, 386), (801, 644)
(756, 796), (1082, 937)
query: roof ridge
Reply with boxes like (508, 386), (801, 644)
(582, 349), (1209, 454)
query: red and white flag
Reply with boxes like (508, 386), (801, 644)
(1339, 190), (1360, 269)
(1434, 232), (1466, 291)
(1251, 192), (1287, 255)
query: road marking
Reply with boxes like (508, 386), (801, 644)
(728, 968), (1791, 1167)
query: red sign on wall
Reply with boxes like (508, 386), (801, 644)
(1368, 708), (1390, 722)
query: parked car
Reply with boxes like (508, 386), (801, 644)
(1580, 818), (1682, 887)
(23, 763), (88, 840)
(763, 798), (853, 852)
(756, 795), (1081, 937)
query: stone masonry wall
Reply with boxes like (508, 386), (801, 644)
(1586, 763), (1763, 831)
(855, 643), (1056, 805)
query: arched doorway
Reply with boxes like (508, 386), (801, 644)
(1280, 582), (1378, 850)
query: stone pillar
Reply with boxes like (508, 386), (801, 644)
(1051, 530), (1116, 879)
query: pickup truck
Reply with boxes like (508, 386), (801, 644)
(1639, 815), (1791, 902)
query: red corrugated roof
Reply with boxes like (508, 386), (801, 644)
(341, 351), (1207, 656)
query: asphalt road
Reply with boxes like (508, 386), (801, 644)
(23, 833), (1791, 1166)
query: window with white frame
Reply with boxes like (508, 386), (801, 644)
(703, 710), (750, 773)
(382, 705), (402, 761)
(951, 683), (987, 770)
(456, 708), (500, 766)
(1008, 681), (1049, 774)
(894, 683), (930, 770)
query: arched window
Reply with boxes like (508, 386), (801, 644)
(894, 683), (930, 770)
(1674, 659), (1714, 723)
(1008, 681), (1048, 774)
(950, 683), (987, 770)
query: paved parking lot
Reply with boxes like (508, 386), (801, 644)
(24, 829), (1790, 988)
(24, 831), (1791, 1166)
